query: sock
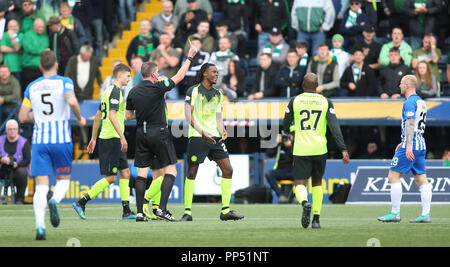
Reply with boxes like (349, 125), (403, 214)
(159, 174), (175, 211)
(145, 176), (163, 201)
(52, 179), (70, 203)
(87, 178), (110, 200)
(119, 179), (130, 202)
(390, 182), (402, 214)
(294, 184), (308, 205)
(184, 177), (195, 215)
(221, 177), (232, 214)
(419, 183), (432, 216)
(312, 186), (323, 216)
(34, 185), (49, 229)
(135, 176), (147, 214)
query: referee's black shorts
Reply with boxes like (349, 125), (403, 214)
(98, 138), (129, 176)
(293, 154), (327, 180)
(187, 137), (229, 164)
(135, 126), (177, 169)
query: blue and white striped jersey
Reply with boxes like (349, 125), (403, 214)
(401, 94), (427, 151)
(23, 75), (74, 144)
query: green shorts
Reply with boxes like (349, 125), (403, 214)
(187, 137), (229, 164)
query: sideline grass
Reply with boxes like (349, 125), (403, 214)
(0, 203), (449, 247)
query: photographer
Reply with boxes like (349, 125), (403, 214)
(265, 133), (294, 203)
(0, 120), (30, 204)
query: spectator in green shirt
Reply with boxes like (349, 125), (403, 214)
(19, 0), (45, 34)
(378, 27), (413, 67)
(1, 19), (23, 83)
(20, 18), (49, 95)
(412, 33), (442, 82)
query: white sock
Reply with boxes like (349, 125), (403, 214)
(390, 182), (402, 214)
(52, 179), (70, 203)
(34, 185), (49, 229)
(419, 183), (432, 216)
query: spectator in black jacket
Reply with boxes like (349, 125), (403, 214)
(48, 16), (80, 75)
(352, 25), (382, 70)
(177, 0), (209, 45)
(377, 47), (410, 99)
(265, 133), (294, 203)
(248, 53), (280, 100)
(253, 0), (289, 49)
(275, 49), (306, 98)
(340, 48), (376, 96)
(222, 0), (248, 39)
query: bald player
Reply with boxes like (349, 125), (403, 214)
(378, 75), (432, 223)
(283, 73), (349, 229)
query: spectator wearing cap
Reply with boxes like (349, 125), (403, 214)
(253, 0), (289, 50)
(48, 16), (80, 75)
(291, 0), (335, 57)
(1, 19), (23, 82)
(403, 0), (441, 50)
(19, 0), (45, 34)
(248, 53), (280, 100)
(178, 0), (209, 44)
(257, 27), (289, 66)
(307, 43), (340, 97)
(151, 0), (179, 44)
(330, 34), (350, 78)
(340, 48), (376, 96)
(339, 0), (371, 50)
(20, 18), (48, 94)
(352, 25), (382, 70)
(378, 27), (412, 67)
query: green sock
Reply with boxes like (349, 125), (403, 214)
(119, 179), (130, 202)
(221, 177), (232, 214)
(184, 177), (195, 215)
(294, 184), (308, 204)
(312, 186), (323, 215)
(145, 176), (163, 201)
(87, 178), (110, 200)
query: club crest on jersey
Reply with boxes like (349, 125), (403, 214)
(110, 99), (119, 104)
(164, 79), (170, 87)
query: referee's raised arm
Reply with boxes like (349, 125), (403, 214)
(171, 44), (198, 85)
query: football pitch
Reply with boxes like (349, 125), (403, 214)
(1, 203), (449, 247)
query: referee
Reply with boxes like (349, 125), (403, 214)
(126, 44), (198, 222)
(283, 73), (350, 229)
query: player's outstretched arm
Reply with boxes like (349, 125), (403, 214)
(171, 45), (198, 85)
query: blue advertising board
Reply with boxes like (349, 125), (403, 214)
(265, 159), (444, 204)
(57, 162), (184, 203)
(347, 166), (450, 203)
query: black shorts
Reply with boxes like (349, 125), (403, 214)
(98, 138), (128, 176)
(187, 137), (229, 164)
(293, 154), (327, 180)
(135, 126), (177, 169)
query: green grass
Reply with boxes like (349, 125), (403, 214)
(0, 203), (449, 247)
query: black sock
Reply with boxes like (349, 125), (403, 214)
(122, 201), (131, 214)
(135, 176), (147, 214)
(313, 214), (320, 221)
(159, 174), (175, 211)
(78, 193), (90, 206)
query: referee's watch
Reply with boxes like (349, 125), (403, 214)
(186, 56), (194, 62)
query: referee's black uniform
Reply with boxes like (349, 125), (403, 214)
(126, 78), (178, 219)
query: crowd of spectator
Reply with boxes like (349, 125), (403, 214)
(0, 0), (449, 154)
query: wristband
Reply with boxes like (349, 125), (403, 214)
(186, 56), (194, 61)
